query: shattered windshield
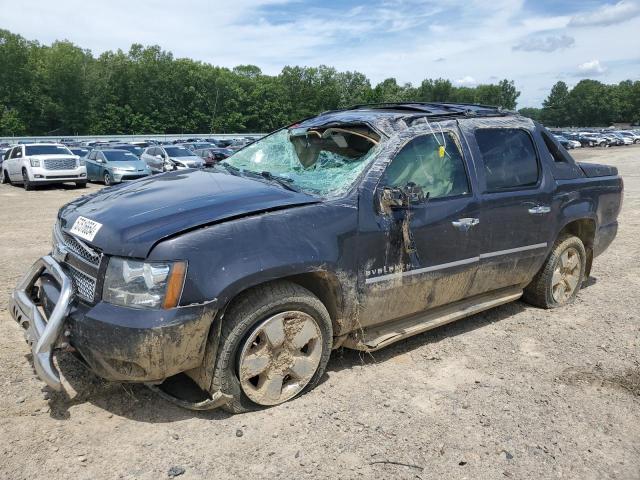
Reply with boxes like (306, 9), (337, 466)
(222, 126), (381, 197)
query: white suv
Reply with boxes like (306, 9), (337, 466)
(0, 143), (87, 190)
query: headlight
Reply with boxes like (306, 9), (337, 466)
(30, 159), (40, 167)
(79, 158), (85, 166)
(102, 257), (187, 309)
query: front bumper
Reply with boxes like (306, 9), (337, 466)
(10, 255), (217, 390)
(9, 256), (72, 390)
(29, 166), (87, 182)
(111, 171), (150, 182)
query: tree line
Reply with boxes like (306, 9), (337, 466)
(0, 29), (521, 136)
(519, 80), (640, 128)
(0, 28), (637, 136)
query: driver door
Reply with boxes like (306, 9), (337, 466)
(357, 124), (481, 328)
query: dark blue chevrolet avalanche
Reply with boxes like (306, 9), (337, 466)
(10, 103), (623, 412)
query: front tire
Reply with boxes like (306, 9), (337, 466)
(76, 181), (87, 188)
(22, 169), (33, 191)
(210, 281), (333, 414)
(103, 172), (112, 186)
(523, 234), (586, 309)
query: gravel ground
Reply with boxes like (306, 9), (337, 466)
(1, 146), (639, 480)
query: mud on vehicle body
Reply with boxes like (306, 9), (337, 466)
(10, 103), (623, 413)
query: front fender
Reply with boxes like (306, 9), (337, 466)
(147, 202), (359, 309)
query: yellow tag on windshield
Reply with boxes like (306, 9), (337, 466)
(439, 145), (445, 158)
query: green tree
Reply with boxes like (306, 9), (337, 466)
(518, 107), (542, 122)
(566, 80), (614, 127)
(371, 78), (409, 103)
(0, 108), (27, 136)
(540, 81), (570, 127)
(498, 79), (520, 110)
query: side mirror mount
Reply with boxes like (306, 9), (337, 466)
(378, 183), (428, 214)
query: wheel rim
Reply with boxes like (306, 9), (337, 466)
(551, 247), (581, 303)
(238, 311), (323, 406)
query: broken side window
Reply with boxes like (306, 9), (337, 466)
(222, 126), (380, 198)
(383, 132), (470, 199)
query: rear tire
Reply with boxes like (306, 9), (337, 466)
(210, 281), (333, 414)
(1, 170), (10, 184)
(22, 169), (33, 191)
(523, 234), (586, 309)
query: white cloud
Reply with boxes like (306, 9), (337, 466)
(455, 76), (477, 86)
(513, 34), (575, 52)
(576, 59), (607, 76)
(569, 0), (640, 27)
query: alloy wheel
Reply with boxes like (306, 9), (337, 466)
(551, 247), (581, 303)
(238, 311), (323, 406)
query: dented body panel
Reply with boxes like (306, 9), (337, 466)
(10, 104), (623, 407)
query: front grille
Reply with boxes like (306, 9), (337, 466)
(44, 158), (77, 170)
(56, 226), (101, 266)
(67, 265), (97, 302)
(53, 222), (102, 302)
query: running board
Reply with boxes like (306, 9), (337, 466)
(343, 287), (523, 352)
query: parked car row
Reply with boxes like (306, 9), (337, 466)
(551, 129), (640, 148)
(0, 136), (248, 190)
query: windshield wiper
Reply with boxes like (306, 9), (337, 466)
(218, 162), (301, 193)
(218, 162), (241, 176)
(257, 171), (301, 192)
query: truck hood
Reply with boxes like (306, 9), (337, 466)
(58, 169), (320, 258)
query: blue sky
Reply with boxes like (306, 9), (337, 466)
(0, 0), (638, 107)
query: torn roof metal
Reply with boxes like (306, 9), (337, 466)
(295, 102), (514, 138)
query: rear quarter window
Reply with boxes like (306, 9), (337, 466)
(474, 128), (539, 191)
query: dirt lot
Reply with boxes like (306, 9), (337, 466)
(1, 146), (639, 480)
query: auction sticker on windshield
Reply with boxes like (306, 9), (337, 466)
(69, 216), (103, 241)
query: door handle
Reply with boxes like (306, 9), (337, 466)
(528, 205), (551, 215)
(451, 217), (480, 231)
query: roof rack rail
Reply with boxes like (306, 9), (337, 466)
(326, 102), (506, 117)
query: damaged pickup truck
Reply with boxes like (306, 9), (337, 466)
(10, 103), (623, 413)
